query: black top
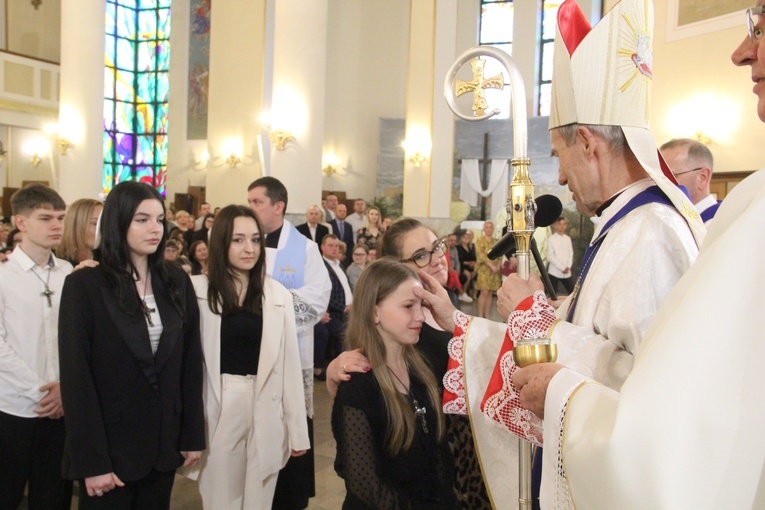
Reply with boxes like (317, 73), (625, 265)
(332, 370), (457, 510)
(456, 244), (477, 273)
(414, 323), (451, 387)
(265, 225), (283, 249)
(220, 309), (263, 376)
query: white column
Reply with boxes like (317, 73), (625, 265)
(206, 0), (267, 209)
(267, 0), (328, 215)
(58, 0), (105, 203)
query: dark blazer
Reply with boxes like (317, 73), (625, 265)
(323, 259), (348, 319)
(58, 263), (205, 482)
(295, 222), (329, 244)
(329, 219), (354, 248)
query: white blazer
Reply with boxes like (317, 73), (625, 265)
(181, 275), (310, 482)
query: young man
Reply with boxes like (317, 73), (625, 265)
(0, 184), (73, 509)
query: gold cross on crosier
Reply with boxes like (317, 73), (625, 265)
(455, 58), (505, 116)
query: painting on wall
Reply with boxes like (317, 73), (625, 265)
(666, 0), (748, 42)
(187, 0), (211, 140)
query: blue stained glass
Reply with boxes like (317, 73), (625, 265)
(115, 37), (135, 69)
(157, 8), (170, 37)
(116, 101), (135, 132)
(138, 10), (157, 36)
(137, 41), (155, 71)
(117, 5), (137, 40)
(136, 72), (155, 101)
(105, 4), (117, 34)
(104, 0), (170, 195)
(155, 41), (170, 71)
(539, 83), (552, 117)
(115, 70), (135, 102)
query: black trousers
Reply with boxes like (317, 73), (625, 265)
(0, 410), (72, 510)
(78, 469), (175, 510)
(549, 274), (575, 294)
(272, 417), (314, 510)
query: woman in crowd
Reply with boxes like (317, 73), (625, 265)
(328, 218), (492, 508)
(56, 198), (102, 265)
(332, 258), (457, 509)
(168, 227), (189, 256)
(58, 181), (205, 509)
(181, 205), (309, 509)
(188, 240), (209, 275)
(193, 213), (215, 243)
(345, 243), (368, 291)
(173, 210), (195, 247)
(474, 221), (501, 319)
(456, 230), (476, 300)
(356, 206), (383, 251)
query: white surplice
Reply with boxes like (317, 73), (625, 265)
(544, 168), (765, 510)
(456, 179), (699, 510)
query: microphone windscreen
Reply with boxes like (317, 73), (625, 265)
(534, 194), (563, 227)
(487, 232), (516, 260)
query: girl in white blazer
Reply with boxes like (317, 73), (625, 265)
(180, 205), (309, 510)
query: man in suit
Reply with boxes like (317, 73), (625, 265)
(313, 235), (352, 380)
(295, 205), (329, 244)
(324, 193), (338, 222)
(660, 138), (720, 224)
(329, 204), (354, 250)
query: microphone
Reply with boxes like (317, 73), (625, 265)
(487, 194), (563, 260)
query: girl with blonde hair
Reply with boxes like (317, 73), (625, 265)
(56, 198), (102, 264)
(331, 258), (456, 509)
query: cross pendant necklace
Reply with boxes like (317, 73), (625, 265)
(31, 263), (54, 307)
(139, 272), (156, 326)
(388, 365), (429, 434)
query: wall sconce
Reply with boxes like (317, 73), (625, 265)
(225, 153), (241, 168)
(58, 138), (73, 155)
(24, 138), (50, 168)
(0, 141), (6, 162)
(402, 129), (432, 168)
(693, 132), (712, 145)
(31, 153), (42, 167)
(31, 0), (42, 9)
(268, 130), (294, 151)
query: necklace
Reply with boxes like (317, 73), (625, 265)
(31, 260), (54, 307)
(387, 366), (428, 434)
(139, 273), (156, 326)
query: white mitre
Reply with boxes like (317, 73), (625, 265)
(549, 0), (705, 246)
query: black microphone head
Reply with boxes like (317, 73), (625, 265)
(487, 232), (516, 260)
(534, 194), (563, 227)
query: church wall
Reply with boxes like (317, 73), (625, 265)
(650, 2), (761, 174)
(321, 0), (410, 202)
(6, 1), (60, 63)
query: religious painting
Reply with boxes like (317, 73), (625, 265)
(187, 0), (211, 140)
(665, 0), (747, 42)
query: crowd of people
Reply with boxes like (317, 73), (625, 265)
(2, 1), (763, 509)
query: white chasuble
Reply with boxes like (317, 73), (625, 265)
(546, 168), (765, 509)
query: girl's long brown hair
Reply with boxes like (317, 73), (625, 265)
(346, 257), (444, 456)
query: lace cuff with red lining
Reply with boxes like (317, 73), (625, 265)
(442, 310), (470, 415)
(480, 291), (558, 445)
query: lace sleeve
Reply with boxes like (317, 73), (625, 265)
(334, 404), (408, 510)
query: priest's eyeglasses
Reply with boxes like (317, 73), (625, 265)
(747, 6), (765, 44)
(400, 240), (447, 268)
(674, 167), (703, 177)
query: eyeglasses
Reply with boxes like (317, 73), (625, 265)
(400, 240), (447, 268)
(747, 6), (765, 44)
(674, 167), (703, 177)
(352, 251), (367, 257)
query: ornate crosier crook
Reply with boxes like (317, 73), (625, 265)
(444, 46), (553, 510)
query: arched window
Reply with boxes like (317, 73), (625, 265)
(103, 0), (171, 195)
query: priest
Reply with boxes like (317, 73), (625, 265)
(510, 3), (765, 509)
(429, 0), (705, 508)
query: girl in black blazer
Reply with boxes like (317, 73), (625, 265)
(59, 181), (205, 509)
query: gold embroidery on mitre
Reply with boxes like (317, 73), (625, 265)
(616, 10), (653, 122)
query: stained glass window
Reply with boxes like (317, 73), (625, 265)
(538, 0), (561, 116)
(104, 0), (171, 196)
